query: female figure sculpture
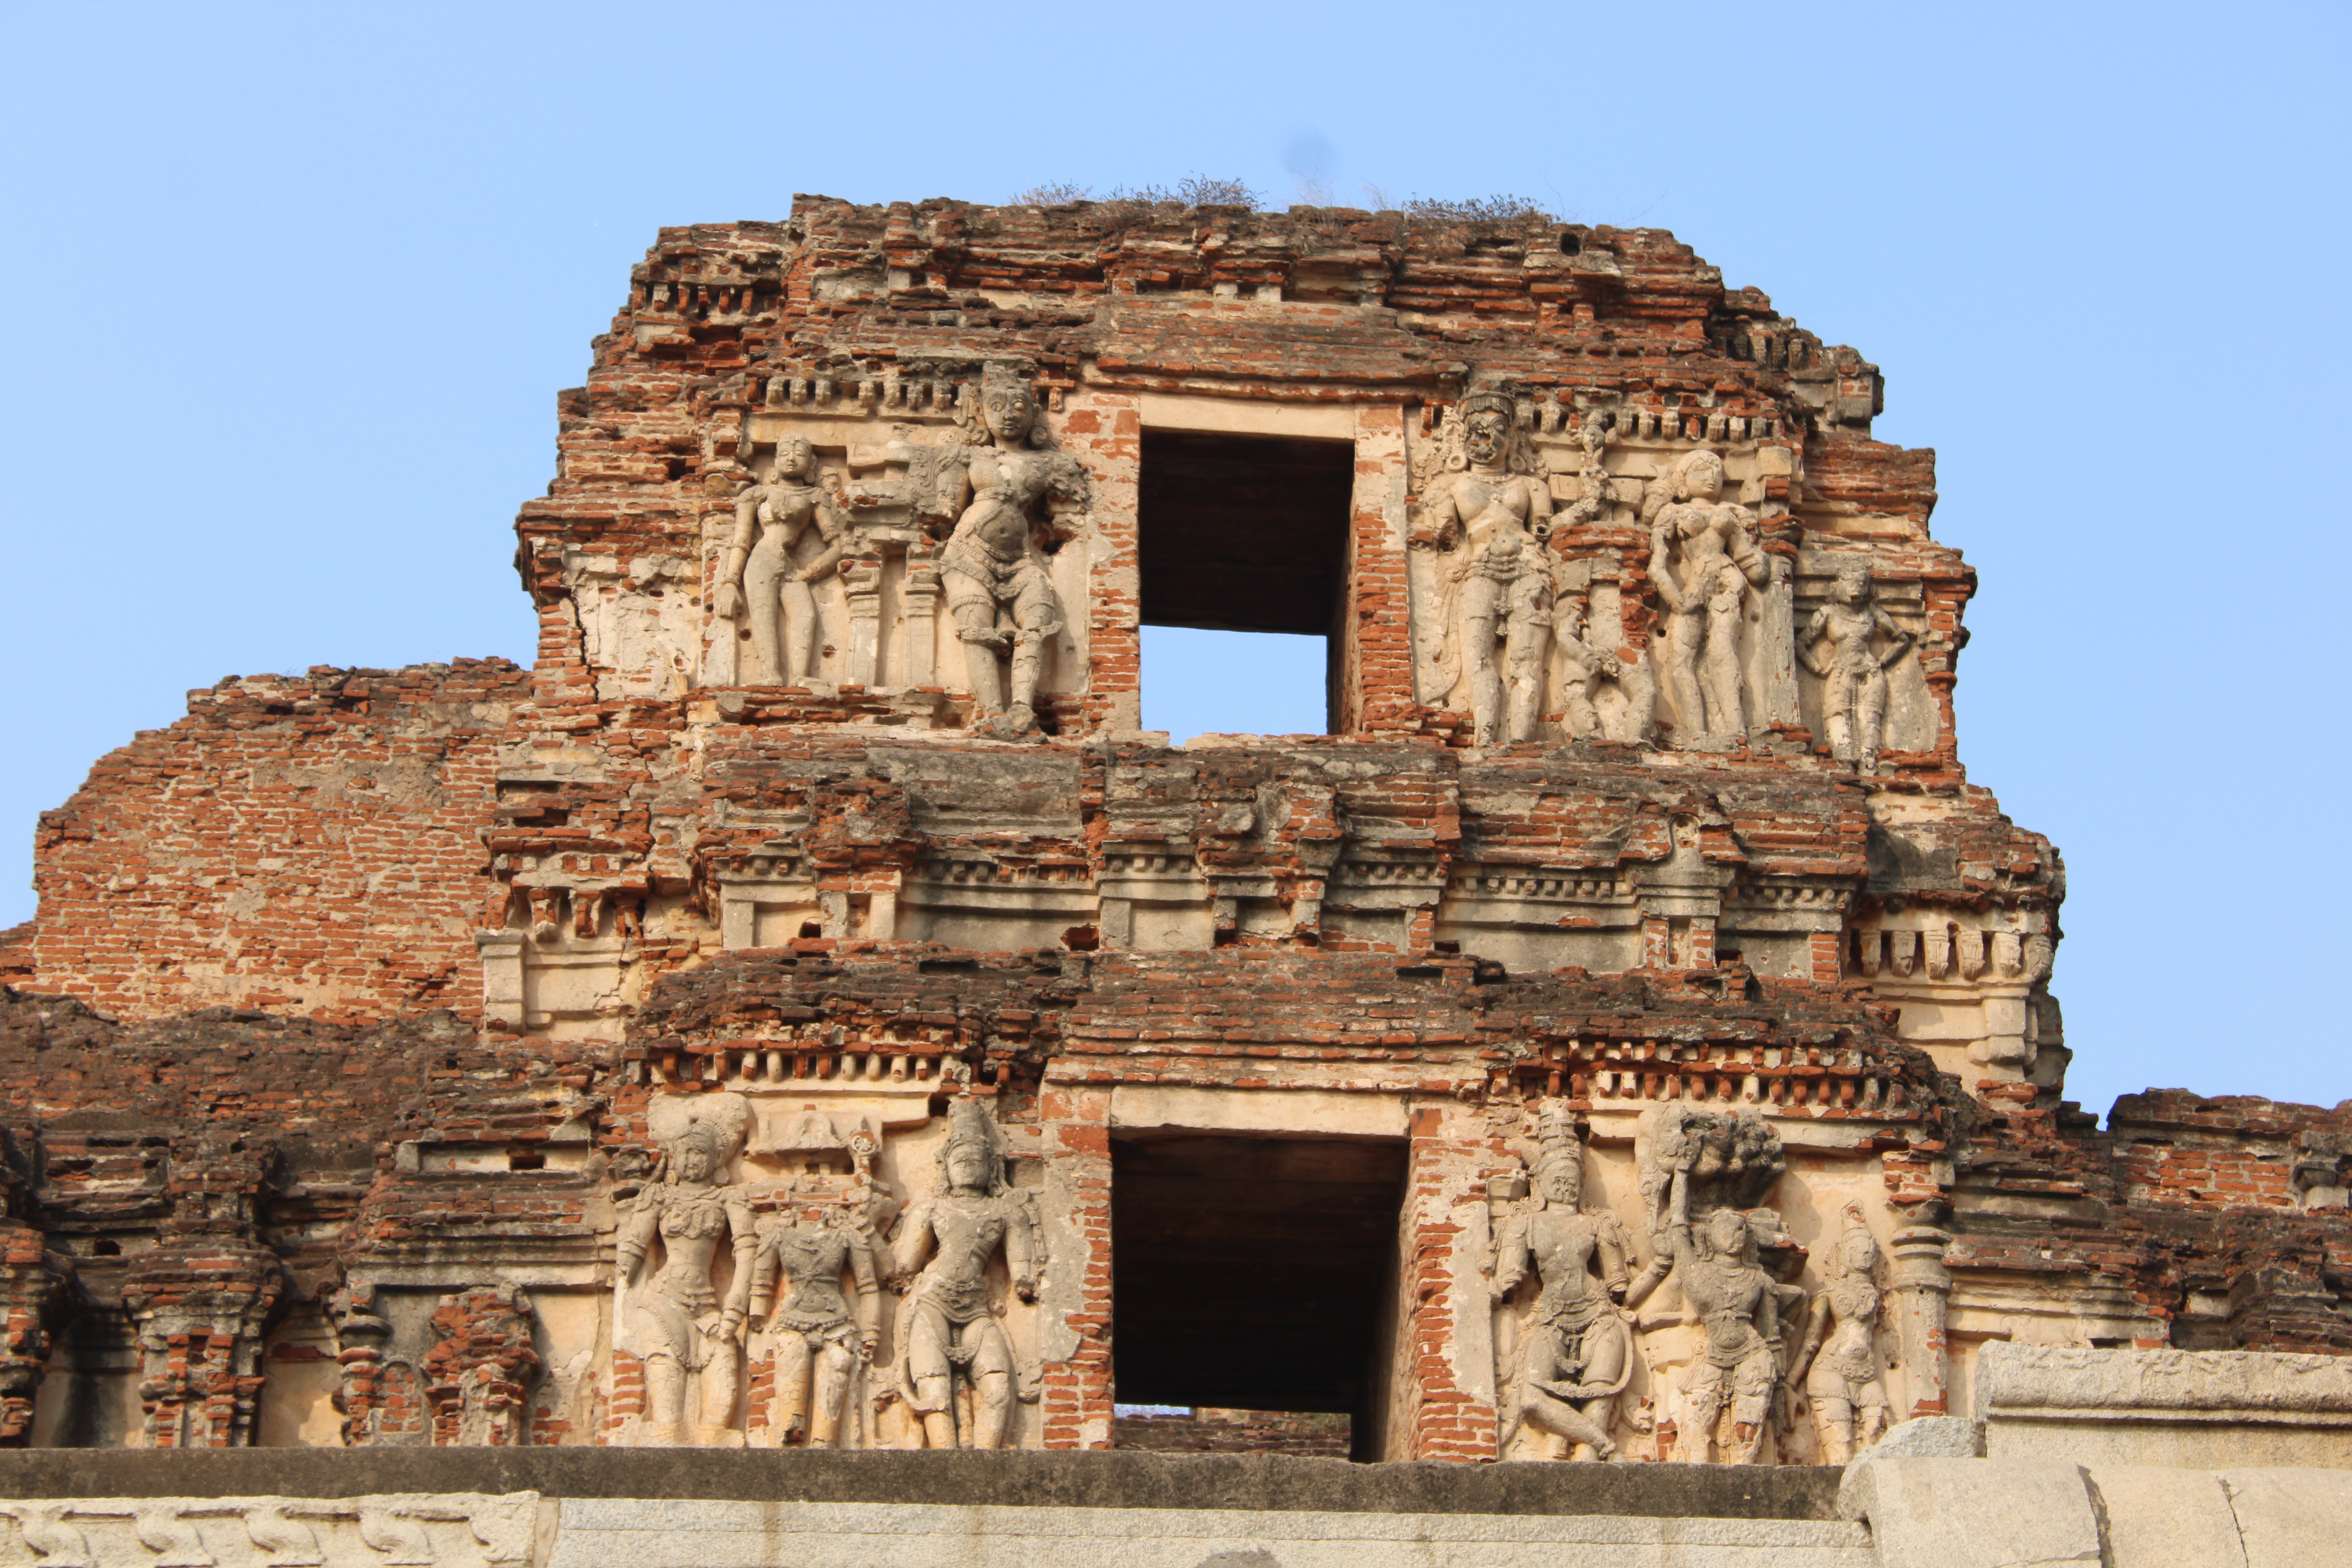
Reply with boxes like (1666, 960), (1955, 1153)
(1643, 449), (1769, 747)
(1798, 561), (1913, 775)
(1414, 391), (1555, 745)
(1490, 1103), (1638, 1459)
(891, 1098), (1041, 1448)
(1661, 1154), (1780, 1464)
(714, 437), (844, 686)
(615, 1094), (756, 1444)
(748, 1193), (883, 1449)
(1786, 1205), (1891, 1464)
(939, 370), (1085, 735)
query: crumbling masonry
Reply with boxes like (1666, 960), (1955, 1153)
(1, 195), (2344, 1465)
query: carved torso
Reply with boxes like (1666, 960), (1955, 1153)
(1818, 1276), (1880, 1383)
(766, 1224), (856, 1331)
(955, 447), (1051, 563)
(909, 1191), (1015, 1325)
(1684, 1254), (1772, 1367)
(1527, 1208), (1623, 1322)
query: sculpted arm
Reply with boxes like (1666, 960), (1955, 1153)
(1490, 1208), (1531, 1300)
(847, 1230), (882, 1349)
(1411, 479), (1465, 552)
(1726, 508), (1770, 587)
(722, 1200), (759, 1331)
(616, 1197), (661, 1284)
(1007, 1200), (1039, 1302)
(892, 1198), (938, 1283)
(1786, 1290), (1833, 1387)
(1648, 521), (1692, 613)
(1526, 475), (1555, 536)
(1597, 1214), (1632, 1297)
(1872, 606), (1914, 670)
(714, 488), (762, 620)
(1798, 606), (1834, 677)
(795, 495), (847, 584)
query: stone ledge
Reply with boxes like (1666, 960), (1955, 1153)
(0, 1450), (1840, 1520)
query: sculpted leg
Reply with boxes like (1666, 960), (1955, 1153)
(1503, 613), (1550, 743)
(968, 1321), (1017, 1450)
(1810, 1392), (1856, 1466)
(947, 576), (1007, 716)
(773, 1332), (815, 1444)
(1856, 669), (1889, 773)
(1662, 616), (1709, 744)
(780, 575), (822, 685)
(1701, 618), (1746, 740)
(742, 531), (790, 685)
(809, 1338), (855, 1449)
(641, 1354), (686, 1443)
(1006, 566), (1061, 728)
(699, 1327), (740, 1432)
(904, 1309), (958, 1450)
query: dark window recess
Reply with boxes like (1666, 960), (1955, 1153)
(1111, 1132), (1406, 1460)
(1138, 429), (1354, 730)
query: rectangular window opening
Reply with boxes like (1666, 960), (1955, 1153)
(1139, 429), (1354, 738)
(1110, 1131), (1407, 1461)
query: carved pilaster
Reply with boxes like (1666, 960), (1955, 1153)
(121, 1247), (283, 1448)
(902, 556), (941, 687)
(841, 555), (886, 685)
(1887, 1224), (1954, 1419)
(0, 1221), (74, 1447)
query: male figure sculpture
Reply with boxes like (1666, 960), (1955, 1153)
(1799, 561), (1913, 774)
(1786, 1206), (1891, 1463)
(1661, 1155), (1781, 1464)
(615, 1095), (756, 1444)
(1644, 449), (1769, 746)
(1416, 390), (1555, 745)
(748, 1193), (882, 1449)
(891, 1098), (1040, 1448)
(1490, 1104), (1638, 1459)
(714, 437), (844, 686)
(939, 371), (1080, 735)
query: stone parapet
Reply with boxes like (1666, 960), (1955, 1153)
(1976, 1343), (2352, 1470)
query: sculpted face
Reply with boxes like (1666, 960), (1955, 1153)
(1682, 453), (1724, 501)
(1539, 1157), (1582, 1209)
(1835, 568), (1870, 606)
(945, 1142), (991, 1192)
(1841, 1230), (1878, 1274)
(677, 1142), (712, 1184)
(1464, 409), (1510, 468)
(773, 438), (813, 481)
(984, 385), (1038, 445)
(1707, 1209), (1749, 1257)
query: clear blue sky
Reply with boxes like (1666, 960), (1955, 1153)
(4, 2), (2344, 1119)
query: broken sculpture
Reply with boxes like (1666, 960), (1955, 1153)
(1786, 1204), (1891, 1464)
(1489, 1102), (1640, 1459)
(939, 368), (1086, 735)
(615, 1093), (756, 1445)
(1659, 1158), (1782, 1465)
(748, 1192), (884, 1449)
(890, 1097), (1042, 1448)
(715, 436), (846, 686)
(1798, 560), (1913, 774)
(1643, 449), (1769, 748)
(1413, 391), (1557, 745)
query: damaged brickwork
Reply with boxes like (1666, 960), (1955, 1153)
(0, 195), (2340, 1459)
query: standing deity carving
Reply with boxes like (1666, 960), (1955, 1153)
(1786, 1205), (1891, 1464)
(939, 369), (1087, 735)
(747, 1191), (883, 1449)
(1413, 391), (1556, 745)
(1798, 561), (1913, 774)
(1643, 449), (1769, 747)
(890, 1098), (1041, 1448)
(1488, 1103), (1642, 1460)
(1658, 1157), (1781, 1464)
(715, 437), (846, 686)
(615, 1093), (756, 1445)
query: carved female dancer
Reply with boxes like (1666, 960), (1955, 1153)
(1644, 449), (1768, 746)
(715, 437), (844, 685)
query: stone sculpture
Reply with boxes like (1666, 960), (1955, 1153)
(1489, 1102), (1638, 1459)
(1643, 449), (1769, 747)
(1413, 391), (1557, 744)
(1798, 560), (1913, 773)
(1659, 1157), (1782, 1464)
(1786, 1204), (1890, 1464)
(890, 1097), (1041, 1448)
(615, 1093), (755, 1445)
(714, 437), (845, 686)
(939, 368), (1085, 735)
(1551, 598), (1622, 741)
(1633, 1103), (1788, 1243)
(747, 1192), (883, 1449)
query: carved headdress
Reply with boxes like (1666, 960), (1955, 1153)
(646, 1091), (751, 1183)
(1529, 1098), (1585, 1206)
(936, 1096), (1009, 1195)
(1436, 387), (1544, 476)
(1639, 446), (1728, 529)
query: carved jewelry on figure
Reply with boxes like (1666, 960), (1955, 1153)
(1489, 1102), (1642, 1460)
(1659, 1160), (1781, 1465)
(1798, 561), (1913, 774)
(715, 437), (846, 687)
(1413, 391), (1557, 745)
(889, 1098), (1042, 1449)
(615, 1093), (756, 1445)
(1642, 449), (1769, 747)
(1786, 1204), (1891, 1464)
(938, 367), (1086, 736)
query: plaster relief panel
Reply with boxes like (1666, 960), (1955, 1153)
(1793, 552), (1935, 764)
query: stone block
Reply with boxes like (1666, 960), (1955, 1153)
(1979, 1344), (2352, 1470)
(2084, 1466), (2247, 1568)
(1837, 1457), (2101, 1567)
(2216, 1468), (2352, 1568)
